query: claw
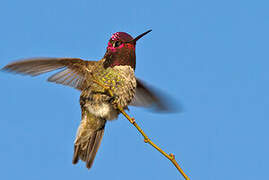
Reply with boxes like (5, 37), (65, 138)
(108, 95), (119, 109)
(108, 96), (116, 104)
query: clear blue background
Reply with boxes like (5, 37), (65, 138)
(0, 0), (268, 179)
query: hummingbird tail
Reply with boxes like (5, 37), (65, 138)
(72, 107), (106, 169)
(72, 126), (105, 169)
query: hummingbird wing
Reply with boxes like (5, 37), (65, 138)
(2, 57), (96, 90)
(130, 79), (180, 112)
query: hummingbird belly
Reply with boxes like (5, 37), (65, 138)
(85, 102), (118, 120)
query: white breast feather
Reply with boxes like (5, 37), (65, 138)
(86, 103), (118, 120)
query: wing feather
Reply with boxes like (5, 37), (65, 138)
(2, 57), (97, 90)
(130, 79), (180, 112)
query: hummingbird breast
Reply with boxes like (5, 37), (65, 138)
(81, 64), (136, 120)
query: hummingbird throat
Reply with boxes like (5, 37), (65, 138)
(103, 43), (136, 69)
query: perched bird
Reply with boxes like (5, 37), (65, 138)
(2, 30), (172, 169)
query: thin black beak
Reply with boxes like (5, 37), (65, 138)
(130, 29), (152, 44)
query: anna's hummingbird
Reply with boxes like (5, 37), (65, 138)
(2, 30), (172, 169)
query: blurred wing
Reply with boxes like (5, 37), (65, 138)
(130, 79), (180, 112)
(2, 57), (97, 90)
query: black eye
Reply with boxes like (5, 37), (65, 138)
(114, 41), (122, 47)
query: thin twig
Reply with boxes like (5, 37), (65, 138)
(117, 105), (190, 180)
(93, 80), (190, 180)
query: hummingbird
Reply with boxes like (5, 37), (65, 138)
(2, 30), (172, 169)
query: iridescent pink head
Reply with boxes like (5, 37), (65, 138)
(103, 30), (152, 70)
(111, 32), (133, 42)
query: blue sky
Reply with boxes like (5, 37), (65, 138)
(0, 0), (268, 179)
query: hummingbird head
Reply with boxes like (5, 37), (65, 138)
(103, 30), (152, 70)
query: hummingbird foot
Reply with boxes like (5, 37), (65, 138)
(108, 96), (116, 104)
(108, 95), (119, 107)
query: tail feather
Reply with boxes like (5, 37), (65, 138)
(72, 121), (106, 169)
(72, 145), (80, 164)
(86, 129), (105, 169)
